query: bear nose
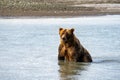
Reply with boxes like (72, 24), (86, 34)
(62, 37), (66, 40)
(62, 35), (66, 41)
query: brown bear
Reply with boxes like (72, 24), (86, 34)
(58, 28), (92, 62)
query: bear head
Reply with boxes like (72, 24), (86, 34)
(59, 28), (74, 43)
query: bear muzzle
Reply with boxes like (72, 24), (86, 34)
(62, 35), (67, 43)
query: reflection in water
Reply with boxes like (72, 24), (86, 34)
(58, 61), (91, 80)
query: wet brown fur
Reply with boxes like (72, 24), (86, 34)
(58, 28), (92, 62)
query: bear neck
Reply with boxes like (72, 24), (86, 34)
(64, 42), (74, 48)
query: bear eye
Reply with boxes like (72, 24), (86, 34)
(61, 30), (66, 36)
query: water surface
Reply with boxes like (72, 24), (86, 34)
(0, 15), (120, 80)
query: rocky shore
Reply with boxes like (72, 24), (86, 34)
(0, 0), (120, 17)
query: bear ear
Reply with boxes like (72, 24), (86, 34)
(71, 28), (74, 33)
(59, 28), (63, 31)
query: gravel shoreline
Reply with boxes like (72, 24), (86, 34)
(0, 0), (120, 17)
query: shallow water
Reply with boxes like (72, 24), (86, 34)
(0, 15), (120, 80)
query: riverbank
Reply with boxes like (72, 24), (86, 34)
(0, 0), (120, 17)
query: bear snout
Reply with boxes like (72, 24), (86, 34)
(62, 35), (67, 42)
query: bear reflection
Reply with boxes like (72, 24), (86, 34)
(58, 61), (90, 80)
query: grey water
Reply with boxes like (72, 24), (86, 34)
(0, 15), (120, 80)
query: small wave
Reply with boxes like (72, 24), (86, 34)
(93, 59), (120, 64)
